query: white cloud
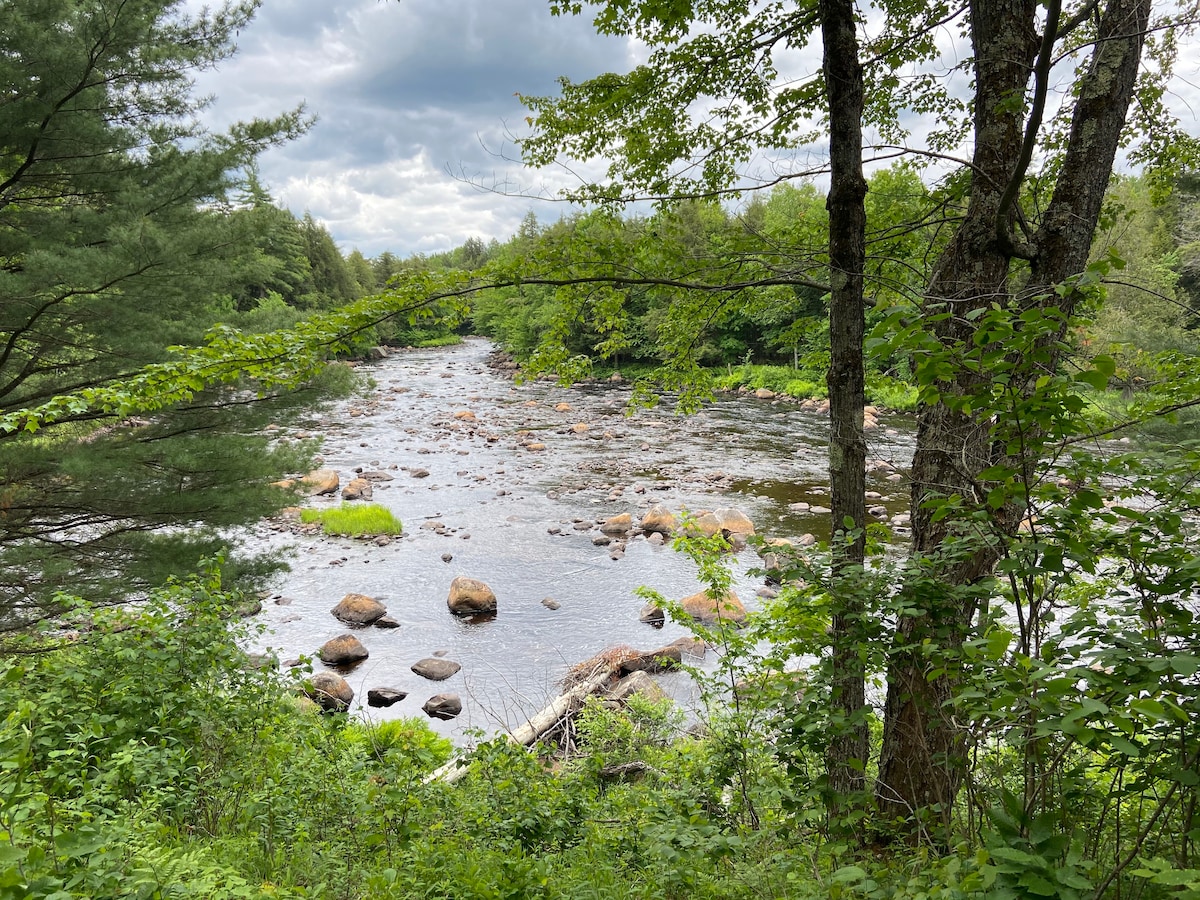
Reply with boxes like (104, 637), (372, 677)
(189, 0), (627, 256)
(187, 0), (1200, 259)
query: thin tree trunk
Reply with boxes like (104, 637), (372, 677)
(820, 0), (869, 804)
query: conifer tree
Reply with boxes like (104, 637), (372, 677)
(0, 0), (319, 627)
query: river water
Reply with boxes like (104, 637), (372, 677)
(243, 338), (915, 740)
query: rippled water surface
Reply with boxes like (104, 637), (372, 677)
(242, 339), (915, 740)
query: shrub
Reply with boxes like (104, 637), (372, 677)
(344, 716), (454, 769)
(865, 374), (918, 410)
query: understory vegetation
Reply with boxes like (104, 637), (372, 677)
(3, 527), (1196, 899)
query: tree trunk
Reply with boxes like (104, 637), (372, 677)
(820, 0), (869, 803)
(876, 0), (1152, 834)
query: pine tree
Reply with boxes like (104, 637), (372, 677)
(0, 0), (322, 628)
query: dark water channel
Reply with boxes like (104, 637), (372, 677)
(242, 338), (916, 740)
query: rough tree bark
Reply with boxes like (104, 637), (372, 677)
(876, 0), (1153, 832)
(820, 0), (870, 802)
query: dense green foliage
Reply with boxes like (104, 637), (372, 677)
(0, 0), (393, 627)
(383, 171), (1198, 419)
(1, 546), (1195, 898)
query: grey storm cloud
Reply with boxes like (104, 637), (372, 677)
(191, 0), (630, 256)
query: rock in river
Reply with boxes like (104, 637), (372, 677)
(341, 477), (373, 501)
(640, 504), (675, 535)
(639, 602), (665, 625)
(684, 511), (722, 538)
(607, 670), (667, 704)
(411, 657), (462, 681)
(423, 693), (463, 720)
(715, 507), (755, 537)
(367, 688), (407, 708)
(447, 576), (497, 615)
(302, 671), (353, 712)
(319, 634), (369, 666)
(600, 512), (632, 535)
(680, 589), (747, 626)
(331, 592), (387, 626)
(300, 468), (339, 496)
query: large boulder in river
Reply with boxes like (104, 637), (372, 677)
(302, 671), (353, 712)
(608, 670), (668, 704)
(683, 511), (722, 538)
(680, 589), (747, 625)
(640, 505), (676, 535)
(423, 693), (463, 720)
(600, 513), (632, 535)
(411, 658), (462, 681)
(341, 477), (373, 501)
(447, 576), (497, 615)
(331, 593), (387, 626)
(319, 634), (369, 666)
(715, 507), (755, 537)
(300, 469), (339, 496)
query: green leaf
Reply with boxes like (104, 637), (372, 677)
(1018, 873), (1058, 896)
(985, 627), (1012, 660)
(1075, 369), (1110, 391)
(1108, 735), (1141, 757)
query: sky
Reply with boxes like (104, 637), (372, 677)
(191, 0), (638, 259)
(190, 1), (1200, 262)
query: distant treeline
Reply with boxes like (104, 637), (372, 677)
(340, 169), (1200, 389)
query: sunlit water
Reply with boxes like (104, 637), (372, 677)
(240, 338), (916, 740)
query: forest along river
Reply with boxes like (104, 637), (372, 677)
(241, 338), (916, 741)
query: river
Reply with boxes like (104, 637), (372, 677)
(242, 338), (916, 740)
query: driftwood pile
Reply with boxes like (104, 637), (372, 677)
(426, 638), (700, 784)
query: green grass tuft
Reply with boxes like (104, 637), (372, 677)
(300, 503), (403, 536)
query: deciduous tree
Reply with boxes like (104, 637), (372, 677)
(516, 0), (1200, 833)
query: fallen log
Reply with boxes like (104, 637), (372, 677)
(424, 665), (616, 784)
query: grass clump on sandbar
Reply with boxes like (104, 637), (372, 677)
(300, 503), (403, 536)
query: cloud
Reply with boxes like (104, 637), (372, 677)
(191, 0), (629, 256)
(190, 1), (1200, 259)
